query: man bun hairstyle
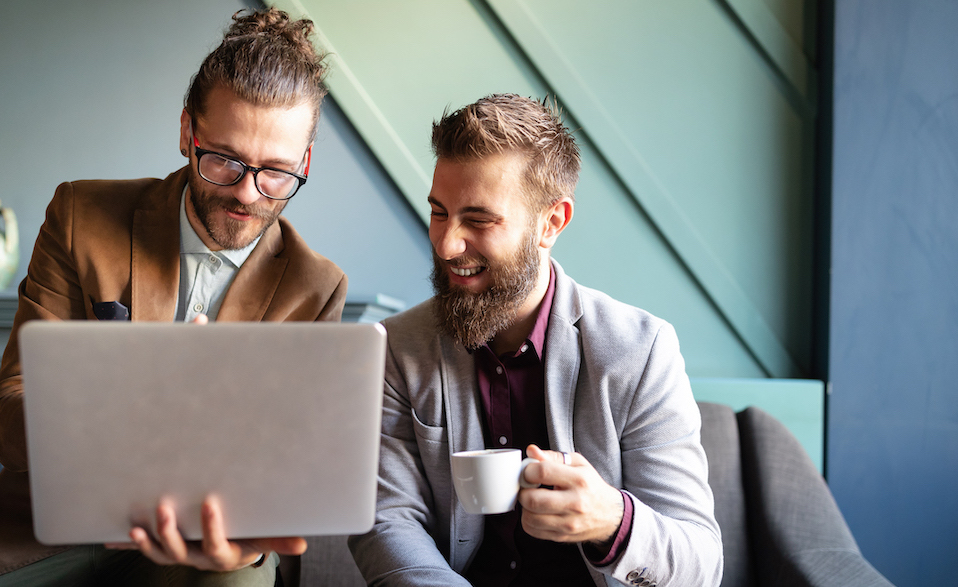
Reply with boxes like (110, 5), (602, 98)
(185, 8), (329, 140)
(431, 93), (581, 212)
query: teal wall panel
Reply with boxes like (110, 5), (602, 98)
(691, 377), (825, 472)
(274, 0), (818, 380)
(485, 0), (815, 378)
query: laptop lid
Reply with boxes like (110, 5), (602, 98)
(20, 321), (386, 545)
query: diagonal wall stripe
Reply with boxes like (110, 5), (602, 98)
(278, 0), (434, 215)
(720, 0), (815, 111)
(484, 0), (803, 377)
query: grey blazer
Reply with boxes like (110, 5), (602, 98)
(349, 261), (723, 586)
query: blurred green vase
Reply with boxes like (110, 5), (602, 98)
(0, 200), (19, 290)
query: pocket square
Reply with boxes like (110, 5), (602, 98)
(92, 301), (130, 321)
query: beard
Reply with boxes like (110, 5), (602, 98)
(430, 229), (540, 350)
(187, 172), (285, 250)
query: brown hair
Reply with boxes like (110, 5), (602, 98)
(185, 8), (329, 140)
(431, 93), (580, 211)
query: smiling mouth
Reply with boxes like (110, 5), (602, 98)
(451, 266), (484, 277)
(223, 205), (260, 221)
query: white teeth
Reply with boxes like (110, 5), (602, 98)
(451, 266), (482, 277)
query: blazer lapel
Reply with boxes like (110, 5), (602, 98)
(130, 183), (181, 322)
(216, 221), (287, 322)
(439, 334), (487, 572)
(543, 260), (582, 453)
(441, 340), (485, 455)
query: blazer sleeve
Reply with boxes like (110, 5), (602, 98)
(0, 183), (87, 471)
(593, 322), (723, 587)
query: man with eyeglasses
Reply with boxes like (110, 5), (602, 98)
(0, 8), (343, 587)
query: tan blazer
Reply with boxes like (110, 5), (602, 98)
(0, 167), (347, 573)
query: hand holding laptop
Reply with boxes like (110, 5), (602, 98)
(105, 495), (307, 571)
(21, 321), (385, 555)
(101, 315), (303, 571)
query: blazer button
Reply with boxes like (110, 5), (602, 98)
(626, 570), (640, 583)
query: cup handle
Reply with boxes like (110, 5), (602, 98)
(519, 457), (540, 489)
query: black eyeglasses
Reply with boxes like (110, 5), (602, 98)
(191, 123), (310, 201)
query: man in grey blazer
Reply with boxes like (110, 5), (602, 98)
(349, 94), (722, 586)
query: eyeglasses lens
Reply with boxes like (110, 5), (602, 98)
(198, 153), (300, 200)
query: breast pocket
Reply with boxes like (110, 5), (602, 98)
(412, 407), (448, 468)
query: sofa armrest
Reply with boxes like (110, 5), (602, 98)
(738, 407), (893, 587)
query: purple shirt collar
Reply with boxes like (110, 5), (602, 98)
(524, 263), (556, 360)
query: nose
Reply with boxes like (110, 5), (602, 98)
(231, 171), (264, 206)
(430, 222), (467, 260)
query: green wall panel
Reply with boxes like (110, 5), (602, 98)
(485, 0), (815, 378)
(691, 377), (825, 472)
(272, 0), (817, 380)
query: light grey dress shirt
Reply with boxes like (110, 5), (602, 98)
(175, 188), (260, 322)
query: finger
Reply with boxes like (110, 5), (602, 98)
(238, 539), (306, 562)
(191, 313), (209, 325)
(519, 506), (580, 543)
(248, 536), (308, 556)
(522, 453), (581, 490)
(201, 496), (247, 569)
(519, 482), (575, 515)
(130, 526), (175, 565)
(527, 444), (579, 466)
(154, 501), (190, 563)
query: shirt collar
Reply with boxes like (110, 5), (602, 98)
(179, 186), (261, 268)
(523, 262), (556, 361)
(473, 262), (556, 360)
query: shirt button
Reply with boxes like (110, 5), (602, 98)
(509, 561), (517, 570)
(495, 366), (504, 375)
(208, 255), (218, 263)
(193, 303), (204, 313)
(498, 436), (508, 445)
(520, 344), (529, 353)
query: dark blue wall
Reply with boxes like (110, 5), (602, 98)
(829, 1), (958, 584)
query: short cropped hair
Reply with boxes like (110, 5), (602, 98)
(185, 8), (329, 141)
(431, 94), (580, 212)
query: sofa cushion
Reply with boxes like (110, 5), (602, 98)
(698, 401), (754, 587)
(299, 535), (365, 587)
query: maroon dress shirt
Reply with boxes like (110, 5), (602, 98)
(463, 267), (633, 586)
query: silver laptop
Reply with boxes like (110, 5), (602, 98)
(19, 321), (386, 545)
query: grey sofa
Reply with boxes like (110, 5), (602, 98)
(285, 402), (893, 586)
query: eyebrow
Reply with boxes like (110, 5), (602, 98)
(427, 196), (504, 220)
(194, 127), (302, 169)
(208, 142), (301, 169)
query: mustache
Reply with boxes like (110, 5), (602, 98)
(211, 196), (273, 221)
(439, 253), (489, 268)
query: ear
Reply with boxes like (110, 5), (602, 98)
(537, 197), (574, 249)
(179, 109), (192, 158)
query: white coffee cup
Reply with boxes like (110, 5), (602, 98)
(451, 448), (538, 514)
